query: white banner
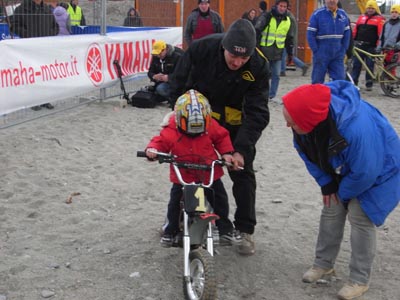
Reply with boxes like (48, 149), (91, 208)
(0, 27), (182, 115)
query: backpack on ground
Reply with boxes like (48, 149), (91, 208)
(130, 88), (158, 108)
(113, 60), (159, 108)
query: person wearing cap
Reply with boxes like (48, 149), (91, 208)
(307, 0), (351, 84)
(170, 19), (270, 256)
(351, 0), (385, 92)
(376, 4), (400, 58)
(147, 40), (184, 103)
(255, 0), (295, 101)
(282, 80), (400, 300)
(184, 0), (224, 46)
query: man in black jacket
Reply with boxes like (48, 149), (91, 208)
(170, 19), (270, 255)
(148, 40), (184, 103)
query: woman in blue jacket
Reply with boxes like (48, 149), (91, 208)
(282, 80), (400, 300)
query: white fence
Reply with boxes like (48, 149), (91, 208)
(0, 0), (182, 128)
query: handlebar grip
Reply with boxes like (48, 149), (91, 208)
(137, 151), (147, 158)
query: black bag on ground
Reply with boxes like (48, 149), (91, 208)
(131, 85), (168, 108)
(131, 90), (158, 108)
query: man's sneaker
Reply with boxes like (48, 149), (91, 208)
(160, 234), (174, 248)
(302, 266), (335, 283)
(337, 283), (369, 300)
(236, 232), (255, 255)
(219, 230), (242, 246)
(301, 65), (309, 76)
(269, 97), (282, 105)
(280, 71), (286, 77)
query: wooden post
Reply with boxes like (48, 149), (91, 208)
(297, 1), (316, 64)
(219, 0), (225, 24)
(176, 0), (181, 27)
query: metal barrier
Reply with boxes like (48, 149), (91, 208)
(0, 0), (178, 128)
(0, 0), (177, 35)
(0, 75), (150, 129)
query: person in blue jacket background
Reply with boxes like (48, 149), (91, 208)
(282, 80), (400, 300)
(307, 0), (351, 83)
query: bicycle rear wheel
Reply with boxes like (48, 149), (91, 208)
(380, 62), (400, 98)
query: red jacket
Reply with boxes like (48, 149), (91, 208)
(353, 13), (385, 46)
(147, 115), (234, 185)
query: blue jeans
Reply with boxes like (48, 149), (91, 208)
(269, 60), (281, 98)
(351, 46), (375, 88)
(281, 48), (306, 71)
(313, 199), (376, 285)
(155, 82), (170, 98)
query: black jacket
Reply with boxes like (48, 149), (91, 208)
(10, 0), (59, 38)
(170, 34), (270, 153)
(123, 8), (143, 27)
(147, 45), (184, 83)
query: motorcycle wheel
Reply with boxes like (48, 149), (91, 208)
(183, 248), (216, 300)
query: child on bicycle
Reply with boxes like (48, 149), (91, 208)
(145, 89), (240, 247)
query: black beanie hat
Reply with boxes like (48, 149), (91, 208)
(198, 0), (210, 4)
(276, 0), (289, 5)
(222, 19), (256, 57)
(259, 1), (267, 11)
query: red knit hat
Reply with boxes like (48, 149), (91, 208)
(282, 84), (331, 133)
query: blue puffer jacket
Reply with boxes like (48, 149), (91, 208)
(307, 7), (350, 60)
(295, 80), (400, 226)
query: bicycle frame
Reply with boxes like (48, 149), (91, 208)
(352, 46), (398, 82)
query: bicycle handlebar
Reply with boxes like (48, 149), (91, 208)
(137, 150), (176, 164)
(136, 150), (233, 187)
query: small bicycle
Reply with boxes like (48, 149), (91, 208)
(137, 150), (230, 300)
(350, 46), (400, 98)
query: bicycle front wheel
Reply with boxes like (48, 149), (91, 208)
(380, 62), (400, 98)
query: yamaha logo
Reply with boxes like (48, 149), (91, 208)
(85, 43), (104, 87)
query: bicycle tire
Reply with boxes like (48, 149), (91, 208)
(183, 248), (217, 300)
(380, 62), (400, 98)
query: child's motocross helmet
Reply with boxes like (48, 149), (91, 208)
(175, 89), (212, 136)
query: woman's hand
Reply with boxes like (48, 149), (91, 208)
(323, 193), (339, 207)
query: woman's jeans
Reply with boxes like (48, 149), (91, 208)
(313, 198), (376, 285)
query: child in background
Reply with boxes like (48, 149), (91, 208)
(145, 89), (240, 247)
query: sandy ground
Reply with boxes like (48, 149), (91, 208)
(0, 70), (399, 300)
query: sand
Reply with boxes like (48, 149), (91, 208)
(0, 71), (399, 300)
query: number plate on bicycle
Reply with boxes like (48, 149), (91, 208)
(184, 185), (212, 214)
